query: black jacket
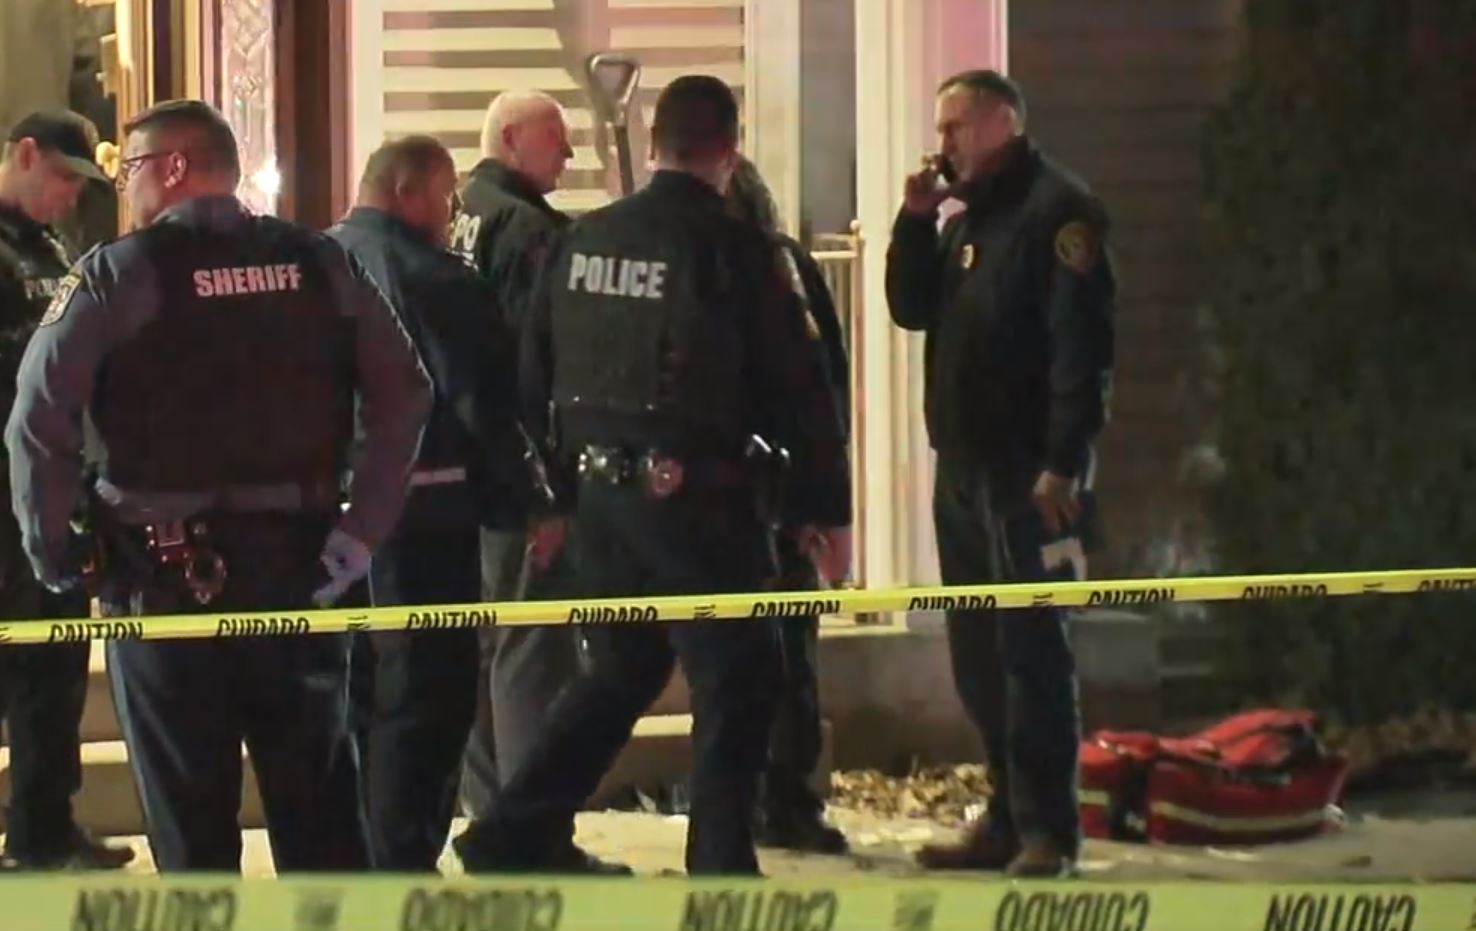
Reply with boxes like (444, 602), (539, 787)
(887, 136), (1116, 502)
(523, 170), (851, 528)
(330, 207), (530, 530)
(450, 159), (570, 333)
(0, 203), (76, 611)
(0, 204), (74, 418)
(776, 232), (849, 428)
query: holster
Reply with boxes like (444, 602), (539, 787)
(82, 485), (229, 609)
(743, 435), (792, 588)
(744, 434), (791, 532)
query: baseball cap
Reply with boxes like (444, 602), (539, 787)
(6, 110), (107, 182)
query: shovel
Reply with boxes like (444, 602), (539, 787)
(583, 52), (643, 195)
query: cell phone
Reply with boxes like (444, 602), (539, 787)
(929, 153), (957, 184)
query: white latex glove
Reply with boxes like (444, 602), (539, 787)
(311, 529), (373, 608)
(797, 525), (853, 588)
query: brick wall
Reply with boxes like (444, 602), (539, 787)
(1011, 0), (1244, 578)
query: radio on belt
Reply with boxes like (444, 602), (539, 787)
(145, 520), (228, 605)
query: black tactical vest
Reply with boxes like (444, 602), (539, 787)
(0, 209), (73, 409)
(549, 233), (745, 453)
(94, 219), (355, 492)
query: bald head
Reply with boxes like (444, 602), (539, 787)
(479, 90), (572, 194)
(356, 135), (458, 245)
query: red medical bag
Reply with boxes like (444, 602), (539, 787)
(1080, 709), (1349, 845)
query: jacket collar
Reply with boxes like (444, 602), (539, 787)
(960, 135), (1040, 211)
(338, 205), (442, 249)
(647, 169), (725, 209)
(154, 194), (252, 231)
(469, 158), (558, 215)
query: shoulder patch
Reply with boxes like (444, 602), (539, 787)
(38, 272), (81, 327)
(1054, 220), (1098, 275)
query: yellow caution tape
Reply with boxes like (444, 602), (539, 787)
(0, 567), (1472, 645)
(4, 874), (1473, 931)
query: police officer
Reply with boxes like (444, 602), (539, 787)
(5, 99), (432, 872)
(454, 75), (851, 876)
(887, 70), (1116, 877)
(329, 135), (523, 871)
(0, 110), (133, 870)
(449, 89), (584, 822)
(724, 154), (850, 855)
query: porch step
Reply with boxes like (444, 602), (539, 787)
(15, 644), (830, 838)
(0, 740), (264, 839)
(82, 643), (697, 745)
(3, 715), (831, 838)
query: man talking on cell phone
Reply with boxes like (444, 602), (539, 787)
(885, 70), (1116, 878)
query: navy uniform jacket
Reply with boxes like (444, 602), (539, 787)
(4, 195), (432, 582)
(887, 135), (1116, 504)
(450, 159), (570, 332)
(0, 203), (75, 419)
(0, 202), (78, 611)
(329, 207), (530, 531)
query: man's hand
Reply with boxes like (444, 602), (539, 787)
(1031, 471), (1081, 537)
(902, 156), (951, 216)
(39, 568), (82, 595)
(312, 529), (373, 608)
(37, 531), (89, 594)
(526, 517), (567, 572)
(796, 525), (852, 587)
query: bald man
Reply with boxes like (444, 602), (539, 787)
(330, 136), (526, 871)
(450, 90), (584, 823)
(451, 90), (572, 329)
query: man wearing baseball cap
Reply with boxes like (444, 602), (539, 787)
(0, 108), (131, 870)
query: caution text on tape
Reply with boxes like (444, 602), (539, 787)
(0, 567), (1471, 645)
(15, 875), (1476, 931)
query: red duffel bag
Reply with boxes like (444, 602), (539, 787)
(1080, 709), (1349, 845)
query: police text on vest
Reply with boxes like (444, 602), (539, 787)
(192, 264), (303, 297)
(567, 253), (666, 300)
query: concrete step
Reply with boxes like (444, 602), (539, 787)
(0, 740), (265, 838)
(5, 715), (831, 838)
(85, 643), (697, 744)
(83, 626), (875, 741)
(42, 628), (854, 837)
(80, 641), (114, 744)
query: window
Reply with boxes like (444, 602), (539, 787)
(351, 0), (747, 214)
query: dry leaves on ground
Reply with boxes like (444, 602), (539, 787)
(829, 764), (991, 826)
(1322, 708), (1476, 780)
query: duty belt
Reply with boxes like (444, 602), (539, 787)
(576, 446), (746, 499)
(96, 478), (342, 525)
(91, 479), (340, 607)
(144, 519), (228, 606)
(410, 466), (468, 488)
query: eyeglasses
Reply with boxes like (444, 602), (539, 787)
(114, 151), (176, 191)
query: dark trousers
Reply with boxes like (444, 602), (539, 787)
(459, 483), (778, 875)
(763, 613), (822, 820)
(356, 493), (481, 871)
(458, 527), (583, 821)
(0, 638), (90, 859)
(0, 519), (91, 860)
(760, 536), (825, 822)
(105, 513), (369, 872)
(933, 458), (1082, 854)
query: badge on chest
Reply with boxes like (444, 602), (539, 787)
(960, 244), (975, 270)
